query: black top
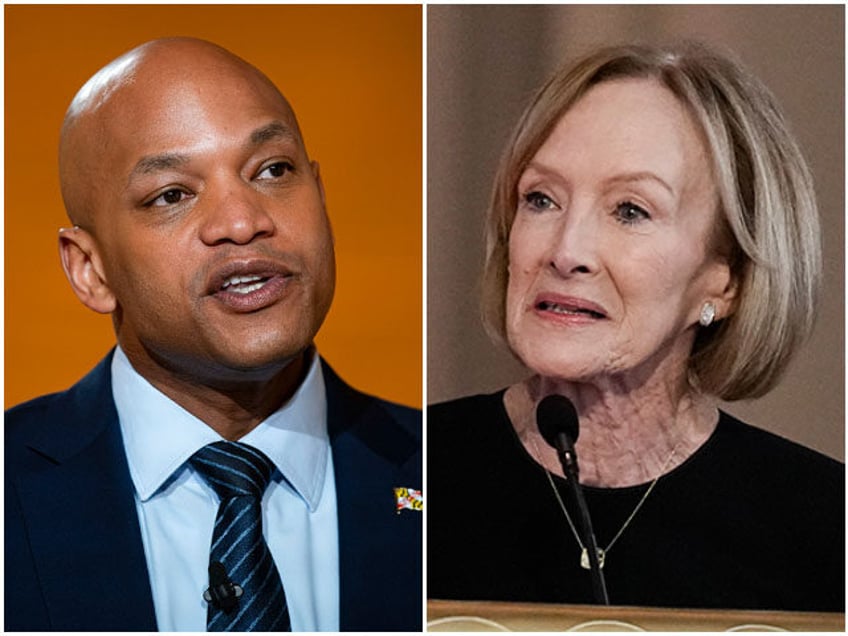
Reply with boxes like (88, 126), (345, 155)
(427, 391), (844, 612)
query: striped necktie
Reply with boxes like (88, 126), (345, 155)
(191, 441), (291, 631)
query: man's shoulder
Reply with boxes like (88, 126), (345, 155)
(6, 385), (88, 449)
(7, 389), (65, 422)
(5, 354), (116, 469)
(363, 392), (421, 435)
(321, 359), (421, 429)
(320, 359), (421, 472)
(6, 390), (69, 444)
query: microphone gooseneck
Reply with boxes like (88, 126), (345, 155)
(536, 395), (610, 605)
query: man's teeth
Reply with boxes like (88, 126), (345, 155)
(221, 274), (267, 294)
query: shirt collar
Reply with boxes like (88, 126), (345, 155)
(113, 346), (329, 511)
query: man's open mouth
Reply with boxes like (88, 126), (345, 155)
(220, 274), (272, 295)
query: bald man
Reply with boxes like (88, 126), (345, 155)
(6, 38), (421, 632)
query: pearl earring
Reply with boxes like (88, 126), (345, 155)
(699, 302), (716, 327)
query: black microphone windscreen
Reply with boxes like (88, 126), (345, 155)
(537, 394), (580, 447)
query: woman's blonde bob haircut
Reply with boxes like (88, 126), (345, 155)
(482, 42), (821, 401)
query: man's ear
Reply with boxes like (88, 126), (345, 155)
(310, 160), (335, 246)
(58, 226), (116, 314)
(311, 160), (326, 207)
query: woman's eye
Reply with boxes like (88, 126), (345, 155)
(523, 190), (557, 211)
(614, 201), (650, 224)
(257, 161), (293, 180)
(147, 189), (192, 207)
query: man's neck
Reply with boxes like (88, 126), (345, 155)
(120, 347), (309, 441)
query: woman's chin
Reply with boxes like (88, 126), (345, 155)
(507, 325), (614, 379)
(514, 348), (603, 383)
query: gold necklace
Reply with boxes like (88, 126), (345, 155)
(531, 436), (681, 570)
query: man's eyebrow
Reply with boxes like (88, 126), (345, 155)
(130, 153), (190, 179)
(127, 122), (298, 183)
(250, 121), (298, 146)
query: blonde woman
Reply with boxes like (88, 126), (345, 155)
(428, 43), (843, 611)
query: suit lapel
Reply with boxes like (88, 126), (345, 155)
(12, 354), (157, 630)
(323, 361), (422, 631)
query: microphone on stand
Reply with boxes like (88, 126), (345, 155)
(537, 394), (610, 605)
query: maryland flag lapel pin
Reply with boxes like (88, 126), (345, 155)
(394, 487), (423, 514)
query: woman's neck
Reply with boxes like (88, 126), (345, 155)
(505, 373), (718, 487)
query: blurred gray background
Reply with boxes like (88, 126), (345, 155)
(427, 5), (844, 461)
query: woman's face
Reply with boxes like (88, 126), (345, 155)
(506, 78), (733, 385)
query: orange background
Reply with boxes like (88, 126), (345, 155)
(5, 5), (422, 408)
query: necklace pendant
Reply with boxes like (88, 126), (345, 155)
(580, 547), (605, 570)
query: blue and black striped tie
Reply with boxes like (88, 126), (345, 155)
(191, 441), (291, 631)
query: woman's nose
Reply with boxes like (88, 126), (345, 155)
(548, 207), (599, 277)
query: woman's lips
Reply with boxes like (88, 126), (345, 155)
(532, 293), (608, 323)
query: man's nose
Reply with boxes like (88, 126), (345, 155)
(198, 181), (275, 246)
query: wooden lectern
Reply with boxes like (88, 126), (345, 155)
(428, 599), (844, 632)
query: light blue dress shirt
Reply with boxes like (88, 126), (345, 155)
(112, 347), (340, 631)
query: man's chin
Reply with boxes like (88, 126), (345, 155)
(203, 343), (309, 379)
(128, 338), (311, 389)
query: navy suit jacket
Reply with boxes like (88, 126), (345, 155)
(5, 352), (422, 631)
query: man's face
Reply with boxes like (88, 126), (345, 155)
(70, 47), (335, 383)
